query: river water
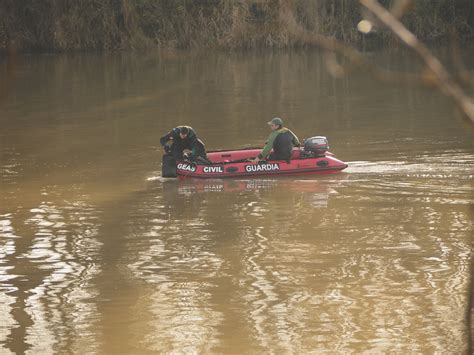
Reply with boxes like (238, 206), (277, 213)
(0, 48), (473, 354)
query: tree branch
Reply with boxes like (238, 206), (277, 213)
(360, 0), (474, 123)
(296, 31), (420, 85)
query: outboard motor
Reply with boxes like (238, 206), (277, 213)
(303, 136), (329, 157)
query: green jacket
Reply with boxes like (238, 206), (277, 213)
(259, 127), (300, 159)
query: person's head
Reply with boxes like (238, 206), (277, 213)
(267, 117), (283, 131)
(179, 126), (189, 139)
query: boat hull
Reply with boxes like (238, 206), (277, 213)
(174, 148), (347, 178)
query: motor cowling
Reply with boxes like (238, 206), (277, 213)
(303, 136), (329, 156)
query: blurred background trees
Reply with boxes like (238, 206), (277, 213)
(0, 0), (472, 51)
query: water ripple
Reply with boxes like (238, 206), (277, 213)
(0, 196), (103, 354)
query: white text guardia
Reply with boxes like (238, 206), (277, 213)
(245, 163), (279, 173)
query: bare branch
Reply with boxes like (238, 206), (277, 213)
(296, 31), (420, 85)
(360, 0), (474, 123)
(389, 0), (413, 20)
(450, 37), (474, 87)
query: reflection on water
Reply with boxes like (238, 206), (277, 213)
(0, 49), (473, 353)
(0, 192), (103, 354)
(159, 177), (336, 209)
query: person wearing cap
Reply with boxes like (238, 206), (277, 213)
(254, 117), (300, 162)
(160, 125), (208, 161)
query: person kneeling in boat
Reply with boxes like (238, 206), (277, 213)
(160, 125), (208, 162)
(253, 117), (300, 162)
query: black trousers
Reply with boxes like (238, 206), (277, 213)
(268, 151), (291, 161)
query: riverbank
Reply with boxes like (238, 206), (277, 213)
(1, 0), (473, 53)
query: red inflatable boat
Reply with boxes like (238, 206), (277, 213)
(162, 136), (348, 178)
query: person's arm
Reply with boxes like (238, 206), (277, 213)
(160, 128), (179, 146)
(188, 129), (198, 146)
(186, 129), (200, 157)
(258, 131), (278, 159)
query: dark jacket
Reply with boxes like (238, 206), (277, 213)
(160, 126), (198, 148)
(258, 127), (300, 160)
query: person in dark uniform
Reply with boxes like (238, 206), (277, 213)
(160, 125), (208, 162)
(254, 117), (300, 162)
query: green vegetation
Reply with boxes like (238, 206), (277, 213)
(0, 0), (473, 52)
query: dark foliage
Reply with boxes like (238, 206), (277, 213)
(0, 0), (472, 52)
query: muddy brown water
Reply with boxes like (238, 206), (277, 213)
(0, 48), (473, 354)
